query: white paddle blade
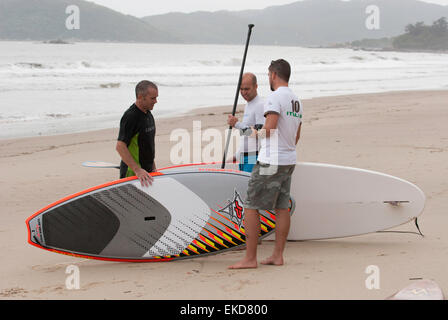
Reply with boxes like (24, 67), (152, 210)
(82, 161), (120, 169)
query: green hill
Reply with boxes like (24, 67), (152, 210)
(143, 0), (448, 46)
(335, 17), (448, 52)
(393, 17), (448, 50)
(0, 0), (177, 42)
(2, 0), (448, 47)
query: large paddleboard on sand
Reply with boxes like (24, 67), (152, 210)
(27, 169), (289, 262)
(160, 162), (426, 241)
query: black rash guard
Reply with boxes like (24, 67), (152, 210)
(117, 104), (156, 178)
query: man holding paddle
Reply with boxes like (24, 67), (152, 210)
(229, 59), (303, 269)
(227, 72), (265, 173)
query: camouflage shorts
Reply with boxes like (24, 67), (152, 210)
(244, 162), (295, 211)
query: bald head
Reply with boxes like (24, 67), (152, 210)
(243, 73), (257, 86)
(240, 73), (258, 102)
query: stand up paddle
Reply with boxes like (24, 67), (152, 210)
(221, 24), (255, 169)
(81, 161), (237, 170)
(82, 161), (120, 169)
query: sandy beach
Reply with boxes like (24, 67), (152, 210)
(0, 89), (447, 300)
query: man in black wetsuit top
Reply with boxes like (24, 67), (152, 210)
(116, 80), (158, 187)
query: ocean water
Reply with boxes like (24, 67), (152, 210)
(1, 41), (447, 139)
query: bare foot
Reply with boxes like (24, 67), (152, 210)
(228, 258), (258, 270)
(260, 256), (284, 266)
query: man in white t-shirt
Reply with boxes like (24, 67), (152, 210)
(229, 59), (303, 269)
(227, 73), (265, 172)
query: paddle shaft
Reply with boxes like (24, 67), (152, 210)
(221, 24), (255, 169)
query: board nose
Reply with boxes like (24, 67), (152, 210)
(42, 195), (121, 255)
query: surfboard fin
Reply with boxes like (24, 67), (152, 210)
(376, 218), (424, 237)
(414, 218), (424, 237)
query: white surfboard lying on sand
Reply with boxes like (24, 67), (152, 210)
(159, 162), (426, 241)
(387, 280), (444, 300)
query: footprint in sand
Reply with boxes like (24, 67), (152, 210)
(0, 287), (28, 298)
(221, 279), (258, 292)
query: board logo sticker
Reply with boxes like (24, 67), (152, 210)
(31, 218), (44, 245)
(219, 190), (245, 230)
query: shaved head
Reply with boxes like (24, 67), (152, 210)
(240, 72), (258, 102)
(242, 73), (257, 86)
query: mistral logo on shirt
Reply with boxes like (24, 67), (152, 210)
(287, 100), (302, 118)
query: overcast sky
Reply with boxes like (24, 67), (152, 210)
(86, 0), (448, 17)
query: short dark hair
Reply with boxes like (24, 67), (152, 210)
(135, 80), (158, 98)
(269, 59), (291, 82)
